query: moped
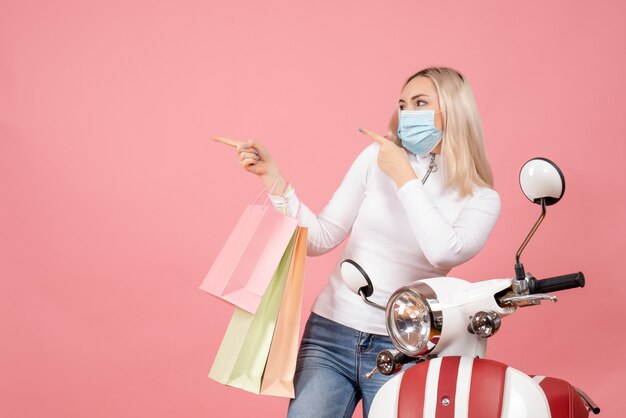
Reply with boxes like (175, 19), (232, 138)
(340, 158), (600, 418)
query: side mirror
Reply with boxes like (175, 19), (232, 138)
(340, 259), (385, 311)
(340, 259), (373, 297)
(519, 157), (565, 206)
(515, 157), (566, 280)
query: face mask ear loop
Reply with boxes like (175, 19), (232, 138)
(433, 109), (445, 143)
(436, 106), (447, 134)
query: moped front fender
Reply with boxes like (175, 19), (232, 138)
(369, 356), (588, 418)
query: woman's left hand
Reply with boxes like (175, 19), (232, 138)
(359, 128), (418, 188)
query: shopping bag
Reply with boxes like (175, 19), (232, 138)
(208, 228), (298, 393)
(199, 193), (298, 314)
(260, 227), (307, 398)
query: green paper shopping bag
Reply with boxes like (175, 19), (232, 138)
(208, 228), (298, 393)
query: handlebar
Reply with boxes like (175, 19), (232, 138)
(528, 272), (585, 294)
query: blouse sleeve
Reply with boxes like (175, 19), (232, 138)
(396, 178), (501, 270)
(269, 144), (377, 256)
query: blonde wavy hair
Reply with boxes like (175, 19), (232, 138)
(388, 67), (494, 196)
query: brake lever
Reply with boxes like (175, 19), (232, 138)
(500, 293), (557, 307)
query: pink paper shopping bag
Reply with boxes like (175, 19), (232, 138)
(199, 195), (298, 314)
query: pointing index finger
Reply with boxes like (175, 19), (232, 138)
(211, 136), (243, 148)
(358, 128), (388, 145)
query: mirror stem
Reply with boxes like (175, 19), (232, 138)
(359, 289), (386, 311)
(514, 198), (547, 280)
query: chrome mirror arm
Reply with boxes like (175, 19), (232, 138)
(359, 289), (386, 311)
(516, 198), (546, 265)
(514, 198), (546, 280)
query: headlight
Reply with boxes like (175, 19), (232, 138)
(385, 282), (442, 357)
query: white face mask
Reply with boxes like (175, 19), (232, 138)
(397, 110), (443, 156)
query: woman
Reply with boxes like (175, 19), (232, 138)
(212, 67), (500, 418)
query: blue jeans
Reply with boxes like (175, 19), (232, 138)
(287, 312), (396, 418)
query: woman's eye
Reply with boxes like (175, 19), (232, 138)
(399, 105), (405, 111)
(417, 100), (427, 106)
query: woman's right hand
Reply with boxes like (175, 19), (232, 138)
(211, 136), (286, 195)
(211, 136), (277, 177)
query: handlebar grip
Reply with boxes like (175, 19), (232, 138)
(529, 272), (585, 294)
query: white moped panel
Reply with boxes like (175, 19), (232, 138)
(417, 277), (514, 359)
(501, 367), (551, 418)
(369, 373), (402, 418)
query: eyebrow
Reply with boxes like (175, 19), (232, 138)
(398, 94), (430, 103)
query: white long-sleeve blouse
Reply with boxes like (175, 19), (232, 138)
(270, 143), (501, 335)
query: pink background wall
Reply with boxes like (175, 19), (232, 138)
(1, 0), (624, 417)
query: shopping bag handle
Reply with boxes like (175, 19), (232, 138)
(252, 173), (283, 206)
